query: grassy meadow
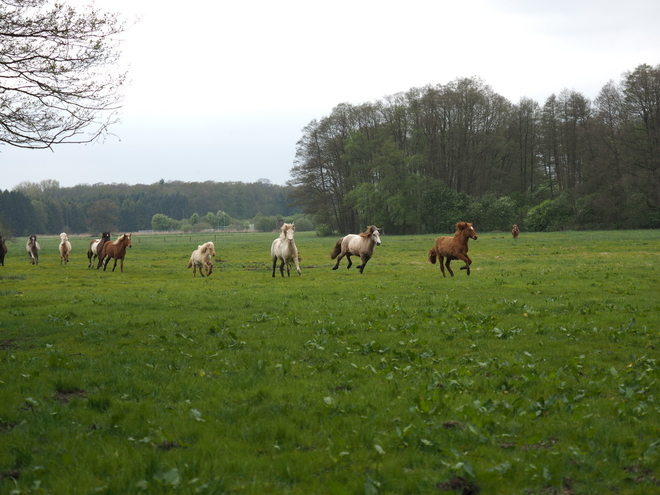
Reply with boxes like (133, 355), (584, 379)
(0, 229), (659, 494)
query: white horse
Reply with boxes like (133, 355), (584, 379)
(26, 234), (40, 265)
(187, 241), (216, 277)
(271, 223), (301, 277)
(330, 225), (382, 274)
(59, 232), (72, 265)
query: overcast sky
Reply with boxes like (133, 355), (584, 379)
(2, 0), (659, 191)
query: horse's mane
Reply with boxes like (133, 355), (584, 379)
(113, 233), (130, 245)
(359, 225), (377, 238)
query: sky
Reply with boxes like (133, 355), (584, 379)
(2, 0), (659, 191)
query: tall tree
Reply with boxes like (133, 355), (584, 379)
(0, 0), (127, 149)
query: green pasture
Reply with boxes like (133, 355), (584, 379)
(1, 230), (659, 494)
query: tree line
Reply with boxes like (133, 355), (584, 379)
(289, 63), (660, 234)
(0, 180), (301, 236)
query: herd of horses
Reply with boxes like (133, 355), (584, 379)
(0, 222), (522, 277)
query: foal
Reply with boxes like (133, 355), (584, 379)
(428, 222), (478, 277)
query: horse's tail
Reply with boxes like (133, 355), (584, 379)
(428, 249), (437, 264)
(329, 238), (343, 259)
(187, 259), (193, 269)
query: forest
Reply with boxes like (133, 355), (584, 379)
(290, 63), (660, 234)
(1, 63), (658, 237)
(0, 180), (302, 236)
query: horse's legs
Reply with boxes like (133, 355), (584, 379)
(279, 259), (286, 277)
(437, 255), (447, 277)
(345, 254), (352, 269)
(332, 251), (345, 270)
(444, 259), (455, 277)
(357, 254), (371, 274)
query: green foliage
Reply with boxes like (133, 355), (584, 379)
(151, 213), (171, 231)
(0, 230), (659, 493)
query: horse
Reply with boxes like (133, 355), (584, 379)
(428, 222), (478, 277)
(0, 235), (7, 266)
(87, 231), (111, 268)
(512, 224), (520, 239)
(330, 225), (381, 274)
(26, 234), (40, 265)
(187, 241), (216, 277)
(97, 233), (132, 272)
(59, 232), (71, 265)
(271, 223), (301, 277)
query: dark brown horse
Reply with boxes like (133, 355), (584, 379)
(428, 222), (478, 277)
(88, 231), (111, 268)
(0, 235), (7, 266)
(512, 224), (520, 239)
(98, 233), (132, 272)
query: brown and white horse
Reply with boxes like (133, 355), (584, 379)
(271, 223), (301, 277)
(26, 234), (40, 265)
(512, 224), (520, 239)
(88, 231), (111, 268)
(428, 222), (478, 277)
(59, 232), (71, 265)
(330, 225), (381, 274)
(0, 235), (7, 266)
(98, 233), (132, 272)
(188, 241), (216, 277)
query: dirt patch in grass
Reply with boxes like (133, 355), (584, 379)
(52, 388), (87, 403)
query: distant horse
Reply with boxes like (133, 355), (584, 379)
(0, 235), (7, 266)
(428, 222), (478, 277)
(330, 225), (381, 274)
(59, 232), (72, 265)
(26, 234), (40, 265)
(97, 233), (132, 272)
(271, 223), (301, 277)
(87, 231), (111, 268)
(187, 241), (216, 277)
(512, 224), (520, 239)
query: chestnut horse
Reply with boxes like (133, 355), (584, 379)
(0, 235), (7, 266)
(97, 233), (132, 272)
(428, 222), (478, 277)
(59, 232), (72, 265)
(271, 223), (301, 277)
(330, 225), (381, 274)
(26, 234), (40, 265)
(512, 224), (520, 239)
(87, 231), (111, 268)
(188, 241), (216, 277)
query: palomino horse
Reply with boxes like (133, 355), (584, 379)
(188, 241), (216, 277)
(330, 225), (381, 274)
(512, 224), (520, 239)
(271, 223), (301, 277)
(0, 235), (7, 266)
(428, 222), (478, 277)
(59, 232), (71, 265)
(26, 234), (40, 265)
(97, 233), (132, 272)
(87, 231), (111, 268)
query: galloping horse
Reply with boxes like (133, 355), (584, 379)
(512, 224), (520, 239)
(330, 225), (381, 274)
(26, 234), (40, 265)
(59, 232), (72, 265)
(87, 231), (111, 268)
(0, 235), (7, 266)
(188, 241), (216, 277)
(97, 233), (132, 272)
(428, 222), (478, 277)
(271, 223), (301, 277)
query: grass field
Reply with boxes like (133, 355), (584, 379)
(1, 229), (659, 494)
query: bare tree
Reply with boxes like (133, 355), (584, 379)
(0, 0), (128, 149)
